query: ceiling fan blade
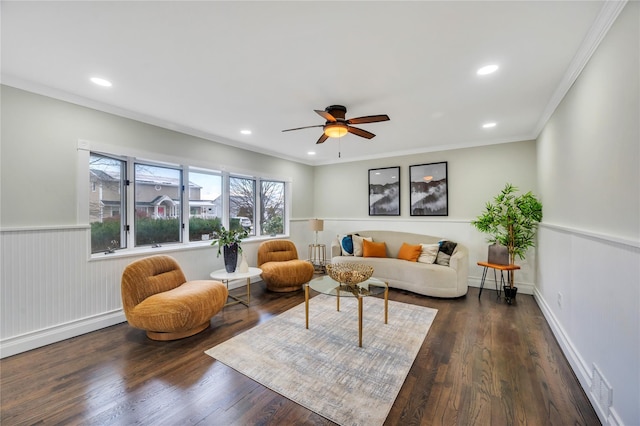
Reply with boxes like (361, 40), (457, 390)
(348, 126), (376, 139)
(347, 114), (390, 125)
(315, 109), (337, 122)
(316, 133), (329, 144)
(282, 124), (324, 132)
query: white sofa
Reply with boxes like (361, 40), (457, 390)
(330, 230), (468, 298)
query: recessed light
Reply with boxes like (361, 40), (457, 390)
(307, 151), (316, 156)
(483, 122), (497, 128)
(477, 64), (499, 76)
(240, 129), (252, 135)
(90, 77), (112, 87)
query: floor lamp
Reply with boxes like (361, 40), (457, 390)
(308, 219), (325, 271)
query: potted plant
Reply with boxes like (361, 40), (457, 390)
(211, 226), (249, 273)
(471, 183), (543, 301)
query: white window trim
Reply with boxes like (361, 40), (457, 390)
(78, 139), (292, 260)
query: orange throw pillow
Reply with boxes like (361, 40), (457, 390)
(397, 242), (422, 262)
(363, 239), (387, 258)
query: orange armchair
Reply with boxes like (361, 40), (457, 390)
(257, 240), (315, 292)
(121, 255), (228, 341)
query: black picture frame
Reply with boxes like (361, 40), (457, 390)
(409, 161), (448, 216)
(368, 167), (400, 216)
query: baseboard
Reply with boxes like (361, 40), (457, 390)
(0, 310), (126, 359)
(468, 276), (534, 295)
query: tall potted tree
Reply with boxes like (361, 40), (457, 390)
(471, 183), (543, 300)
(211, 226), (249, 273)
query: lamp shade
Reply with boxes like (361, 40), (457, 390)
(309, 219), (324, 232)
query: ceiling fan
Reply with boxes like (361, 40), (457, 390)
(282, 105), (390, 144)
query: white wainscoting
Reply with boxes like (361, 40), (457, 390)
(0, 220), (312, 358)
(535, 223), (639, 426)
(1, 226), (121, 357)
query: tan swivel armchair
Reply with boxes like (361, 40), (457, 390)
(121, 255), (228, 341)
(257, 240), (315, 292)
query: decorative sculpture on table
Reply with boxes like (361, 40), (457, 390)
(326, 263), (374, 296)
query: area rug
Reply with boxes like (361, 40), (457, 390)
(205, 294), (437, 426)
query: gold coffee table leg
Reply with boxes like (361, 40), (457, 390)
(384, 282), (389, 324)
(305, 284), (309, 329)
(246, 277), (251, 304)
(358, 295), (363, 347)
(336, 286), (340, 311)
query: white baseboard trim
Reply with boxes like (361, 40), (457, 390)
(468, 276), (534, 295)
(0, 310), (126, 359)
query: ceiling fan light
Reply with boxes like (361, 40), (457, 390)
(324, 123), (348, 138)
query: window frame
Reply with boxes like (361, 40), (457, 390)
(79, 140), (291, 259)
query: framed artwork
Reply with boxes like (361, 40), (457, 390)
(368, 167), (400, 216)
(410, 161), (448, 216)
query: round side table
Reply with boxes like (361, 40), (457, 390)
(210, 267), (262, 307)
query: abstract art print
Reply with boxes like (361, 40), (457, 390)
(369, 167), (400, 216)
(410, 162), (448, 216)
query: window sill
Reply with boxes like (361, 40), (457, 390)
(89, 234), (289, 261)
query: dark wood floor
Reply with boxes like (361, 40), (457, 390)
(1, 282), (599, 425)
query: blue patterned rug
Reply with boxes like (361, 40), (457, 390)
(205, 294), (437, 426)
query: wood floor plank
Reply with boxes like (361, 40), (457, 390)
(0, 284), (599, 425)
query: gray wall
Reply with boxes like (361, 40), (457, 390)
(1, 85), (315, 227)
(536, 2), (639, 424)
(313, 140), (537, 220)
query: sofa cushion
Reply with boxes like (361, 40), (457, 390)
(352, 235), (373, 257)
(436, 240), (458, 266)
(363, 240), (387, 258)
(339, 234), (355, 256)
(418, 243), (440, 264)
(397, 242), (422, 262)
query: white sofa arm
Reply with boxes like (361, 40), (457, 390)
(449, 248), (469, 294)
(330, 238), (342, 258)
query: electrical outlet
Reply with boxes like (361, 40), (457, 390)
(557, 292), (563, 308)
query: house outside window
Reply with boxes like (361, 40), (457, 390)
(188, 170), (222, 241)
(89, 153), (127, 253)
(134, 163), (182, 246)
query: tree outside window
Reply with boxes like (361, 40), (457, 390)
(229, 176), (255, 235)
(261, 180), (285, 236)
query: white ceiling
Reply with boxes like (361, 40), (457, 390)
(1, 1), (616, 165)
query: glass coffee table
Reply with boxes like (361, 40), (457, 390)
(304, 275), (389, 347)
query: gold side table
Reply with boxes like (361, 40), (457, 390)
(308, 243), (326, 273)
(210, 267), (262, 307)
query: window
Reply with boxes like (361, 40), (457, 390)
(260, 180), (285, 236)
(86, 146), (289, 256)
(89, 153), (127, 253)
(134, 163), (182, 247)
(188, 170), (222, 242)
(229, 176), (255, 235)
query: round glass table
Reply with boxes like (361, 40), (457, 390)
(305, 274), (389, 347)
